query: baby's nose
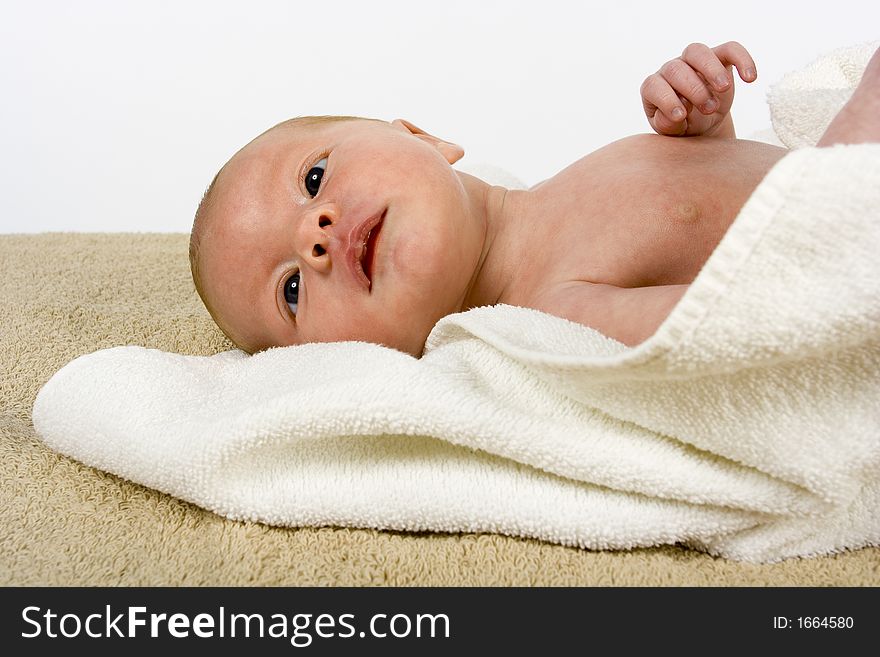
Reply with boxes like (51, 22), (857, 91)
(298, 207), (335, 270)
(311, 214), (332, 257)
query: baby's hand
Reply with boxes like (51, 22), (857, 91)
(641, 42), (757, 137)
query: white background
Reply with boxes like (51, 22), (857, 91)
(2, 0), (878, 233)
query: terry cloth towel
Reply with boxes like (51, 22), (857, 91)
(33, 47), (880, 564)
(768, 40), (879, 148)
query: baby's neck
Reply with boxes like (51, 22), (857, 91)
(455, 171), (534, 312)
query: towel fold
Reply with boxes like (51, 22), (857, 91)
(32, 45), (880, 563)
(768, 40), (879, 148)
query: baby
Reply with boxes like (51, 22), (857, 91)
(190, 41), (880, 357)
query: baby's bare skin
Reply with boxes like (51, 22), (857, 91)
(505, 134), (786, 346)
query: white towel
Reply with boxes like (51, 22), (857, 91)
(32, 46), (880, 563)
(768, 41), (879, 148)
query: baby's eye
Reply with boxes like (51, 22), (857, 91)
(304, 157), (327, 198)
(284, 270), (301, 315)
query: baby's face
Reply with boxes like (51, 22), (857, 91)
(196, 119), (482, 356)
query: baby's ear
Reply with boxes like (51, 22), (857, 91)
(391, 119), (464, 164)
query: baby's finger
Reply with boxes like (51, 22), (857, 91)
(659, 57), (719, 114)
(680, 42), (732, 93)
(640, 73), (688, 127)
(640, 75), (687, 134)
(678, 94), (693, 116)
(652, 108), (688, 136)
(712, 41), (757, 82)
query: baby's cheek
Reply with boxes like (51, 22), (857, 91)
(393, 221), (452, 275)
(383, 230), (431, 284)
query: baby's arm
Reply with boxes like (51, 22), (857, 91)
(641, 42), (757, 138)
(539, 282), (689, 347)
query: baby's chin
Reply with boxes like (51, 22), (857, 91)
(372, 329), (431, 359)
(365, 311), (441, 357)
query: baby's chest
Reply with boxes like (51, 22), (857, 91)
(540, 149), (765, 288)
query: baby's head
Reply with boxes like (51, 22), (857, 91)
(189, 115), (483, 357)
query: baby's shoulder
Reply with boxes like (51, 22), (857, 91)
(530, 134), (667, 190)
(590, 133), (671, 160)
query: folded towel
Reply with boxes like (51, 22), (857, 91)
(32, 46), (880, 563)
(768, 41), (879, 148)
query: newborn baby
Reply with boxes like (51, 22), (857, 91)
(190, 41), (879, 357)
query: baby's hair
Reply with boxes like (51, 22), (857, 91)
(189, 114), (381, 351)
